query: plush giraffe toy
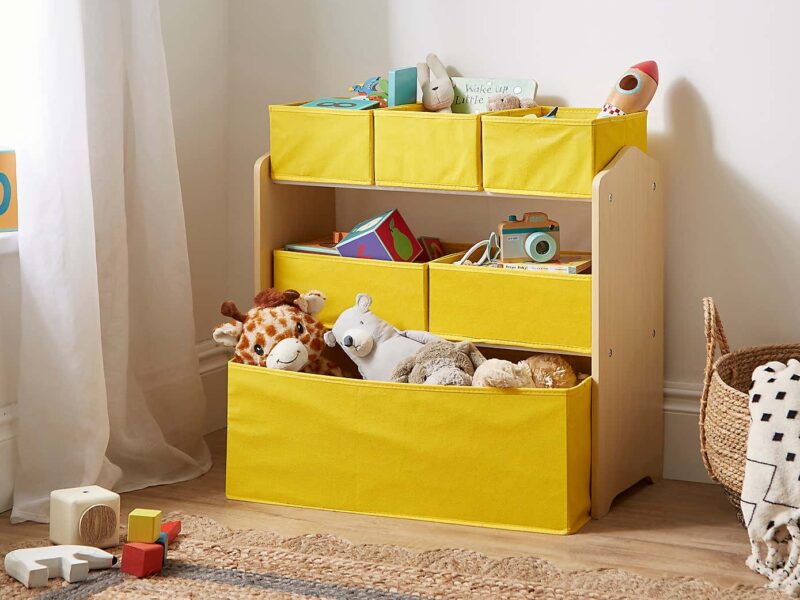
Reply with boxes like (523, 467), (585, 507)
(212, 288), (341, 376)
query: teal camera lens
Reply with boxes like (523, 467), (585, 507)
(524, 232), (557, 262)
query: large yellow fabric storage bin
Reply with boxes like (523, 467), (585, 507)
(269, 102), (374, 185)
(429, 255), (592, 354)
(482, 107), (647, 198)
(227, 365), (592, 534)
(273, 250), (428, 331)
(374, 104), (483, 191)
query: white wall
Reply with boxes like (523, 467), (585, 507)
(164, 0), (800, 479)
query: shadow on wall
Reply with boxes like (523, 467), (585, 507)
(226, 0), (392, 310)
(650, 79), (800, 382)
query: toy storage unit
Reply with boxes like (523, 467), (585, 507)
(231, 135), (663, 533)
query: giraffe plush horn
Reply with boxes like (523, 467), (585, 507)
(220, 300), (247, 323)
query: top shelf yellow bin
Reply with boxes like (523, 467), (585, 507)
(374, 104), (484, 191)
(481, 107), (647, 198)
(269, 101), (375, 185)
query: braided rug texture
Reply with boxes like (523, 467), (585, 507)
(0, 513), (783, 599)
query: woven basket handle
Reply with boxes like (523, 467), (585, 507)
(699, 297), (731, 477)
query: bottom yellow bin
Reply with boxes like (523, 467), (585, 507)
(226, 364), (592, 534)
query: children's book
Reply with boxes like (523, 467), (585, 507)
(499, 253), (591, 274)
(302, 97), (379, 110)
(284, 239), (339, 256)
(388, 67), (417, 107)
(451, 78), (538, 114)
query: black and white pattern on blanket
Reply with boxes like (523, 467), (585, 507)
(741, 358), (800, 595)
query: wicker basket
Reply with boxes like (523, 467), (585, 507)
(700, 298), (800, 523)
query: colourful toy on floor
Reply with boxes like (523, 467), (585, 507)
(336, 209), (423, 262)
(121, 542), (163, 578)
(417, 53), (454, 113)
(0, 149), (17, 232)
(4, 546), (116, 588)
(49, 485), (120, 549)
(127, 508), (162, 543)
(597, 60), (659, 118)
(160, 520), (182, 544)
(324, 293), (439, 381)
(498, 212), (561, 263)
(213, 289), (342, 376)
(473, 354), (578, 389)
(391, 340), (486, 386)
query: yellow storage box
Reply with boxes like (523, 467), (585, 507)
(269, 102), (375, 185)
(273, 250), (428, 331)
(374, 104), (483, 191)
(227, 365), (592, 534)
(482, 107), (647, 198)
(429, 254), (592, 354)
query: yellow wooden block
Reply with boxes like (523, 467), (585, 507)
(0, 149), (17, 232)
(127, 509), (162, 543)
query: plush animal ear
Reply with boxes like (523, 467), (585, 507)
(294, 290), (326, 315)
(220, 301), (247, 323)
(212, 321), (243, 347)
(416, 62), (429, 87)
(282, 289), (300, 305)
(356, 293), (372, 313)
(323, 331), (337, 347)
(426, 53), (448, 80)
(455, 341), (486, 368)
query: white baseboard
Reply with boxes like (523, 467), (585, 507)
(663, 381), (710, 483)
(0, 403), (17, 512)
(197, 339), (231, 433)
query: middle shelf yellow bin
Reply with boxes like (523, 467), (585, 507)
(273, 250), (429, 331)
(374, 104), (484, 191)
(428, 254), (592, 354)
(227, 366), (592, 534)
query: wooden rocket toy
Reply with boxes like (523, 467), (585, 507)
(597, 60), (658, 118)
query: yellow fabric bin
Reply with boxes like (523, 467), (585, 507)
(482, 107), (647, 198)
(429, 254), (592, 354)
(374, 104), (483, 191)
(269, 102), (374, 185)
(273, 250), (428, 331)
(226, 365), (592, 535)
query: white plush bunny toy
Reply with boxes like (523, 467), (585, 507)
(417, 53), (454, 113)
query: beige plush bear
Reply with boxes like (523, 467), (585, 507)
(473, 354), (577, 389)
(391, 340), (486, 386)
(486, 93), (537, 112)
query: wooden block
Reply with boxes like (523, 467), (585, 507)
(160, 520), (181, 545)
(120, 543), (163, 578)
(127, 509), (162, 543)
(155, 532), (168, 566)
(49, 485), (120, 548)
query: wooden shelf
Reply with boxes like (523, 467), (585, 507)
(273, 179), (594, 203)
(254, 146), (664, 521)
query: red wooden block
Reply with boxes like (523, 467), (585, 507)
(160, 520), (181, 545)
(121, 542), (163, 578)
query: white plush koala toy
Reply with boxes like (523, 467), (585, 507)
(417, 53), (454, 113)
(324, 293), (439, 381)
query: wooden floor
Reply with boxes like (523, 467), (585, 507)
(0, 429), (761, 589)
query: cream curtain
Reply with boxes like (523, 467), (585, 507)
(2, 0), (210, 523)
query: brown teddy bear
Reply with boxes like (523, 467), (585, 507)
(472, 354), (577, 389)
(390, 340), (486, 386)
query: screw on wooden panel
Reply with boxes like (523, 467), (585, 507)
(652, 182), (657, 191)
(608, 348), (613, 357)
(608, 193), (613, 203)
(652, 329), (656, 338)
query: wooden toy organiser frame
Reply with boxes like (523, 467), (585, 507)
(251, 145), (663, 520)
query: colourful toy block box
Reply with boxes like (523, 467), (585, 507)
(374, 104), (484, 191)
(335, 209), (422, 262)
(269, 101), (376, 185)
(226, 366), (591, 534)
(0, 149), (17, 232)
(481, 107), (647, 198)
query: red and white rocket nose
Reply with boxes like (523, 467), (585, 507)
(631, 60), (659, 84)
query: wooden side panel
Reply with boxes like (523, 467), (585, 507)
(591, 146), (664, 518)
(254, 154), (336, 293)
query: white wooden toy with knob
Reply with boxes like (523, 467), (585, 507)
(49, 485), (120, 548)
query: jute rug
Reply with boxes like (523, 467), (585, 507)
(0, 513), (782, 599)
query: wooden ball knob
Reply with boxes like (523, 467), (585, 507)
(79, 504), (117, 546)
